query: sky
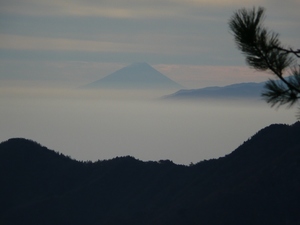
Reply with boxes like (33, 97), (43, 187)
(0, 0), (299, 89)
(0, 0), (299, 164)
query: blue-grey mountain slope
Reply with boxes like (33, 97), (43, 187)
(83, 62), (183, 90)
(163, 82), (265, 100)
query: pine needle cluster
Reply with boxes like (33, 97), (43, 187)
(229, 7), (300, 119)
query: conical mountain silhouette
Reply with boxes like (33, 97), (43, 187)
(84, 62), (183, 89)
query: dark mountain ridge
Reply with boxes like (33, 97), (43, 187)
(1, 122), (300, 224)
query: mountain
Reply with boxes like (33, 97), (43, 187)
(162, 82), (265, 100)
(83, 62), (183, 90)
(1, 122), (300, 225)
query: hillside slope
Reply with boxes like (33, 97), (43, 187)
(1, 122), (300, 225)
(162, 82), (265, 100)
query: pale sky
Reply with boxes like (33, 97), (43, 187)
(0, 0), (299, 164)
(0, 0), (299, 88)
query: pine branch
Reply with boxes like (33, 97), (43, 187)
(229, 7), (300, 119)
(272, 46), (300, 58)
(254, 45), (300, 93)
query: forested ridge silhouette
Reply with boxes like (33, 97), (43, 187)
(1, 122), (300, 224)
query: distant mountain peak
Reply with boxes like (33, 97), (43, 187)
(83, 62), (183, 90)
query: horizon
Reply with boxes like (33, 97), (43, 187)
(1, 0), (299, 164)
(1, 1), (299, 89)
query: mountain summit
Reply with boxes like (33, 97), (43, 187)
(83, 62), (183, 90)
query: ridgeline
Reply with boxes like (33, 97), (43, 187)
(1, 122), (300, 224)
